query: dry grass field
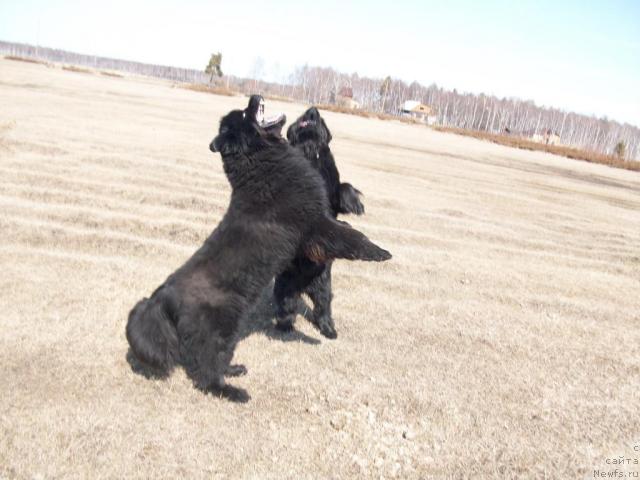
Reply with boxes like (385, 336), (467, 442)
(1, 57), (639, 479)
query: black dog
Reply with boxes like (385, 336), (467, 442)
(126, 97), (391, 402)
(273, 107), (365, 339)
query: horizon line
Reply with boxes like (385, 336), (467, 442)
(1, 38), (638, 130)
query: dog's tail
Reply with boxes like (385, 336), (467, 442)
(338, 183), (365, 216)
(125, 290), (179, 378)
(304, 217), (391, 263)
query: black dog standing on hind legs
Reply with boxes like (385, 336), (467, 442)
(274, 106), (365, 339)
(125, 96), (391, 402)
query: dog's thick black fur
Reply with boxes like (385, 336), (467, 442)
(126, 97), (391, 402)
(273, 107), (365, 339)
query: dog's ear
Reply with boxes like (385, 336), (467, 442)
(303, 217), (391, 263)
(212, 131), (248, 156)
(212, 110), (253, 156)
(320, 118), (332, 144)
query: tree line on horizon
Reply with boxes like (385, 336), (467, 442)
(260, 65), (638, 161)
(1, 40), (637, 160)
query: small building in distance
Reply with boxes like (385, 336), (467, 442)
(531, 129), (561, 145)
(331, 86), (360, 109)
(401, 100), (436, 124)
(544, 130), (561, 145)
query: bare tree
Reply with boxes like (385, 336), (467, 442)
(380, 76), (392, 112)
(250, 57), (265, 92)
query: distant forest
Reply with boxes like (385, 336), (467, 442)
(1, 40), (638, 160)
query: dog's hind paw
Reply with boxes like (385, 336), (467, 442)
(212, 385), (250, 403)
(314, 317), (338, 340)
(225, 364), (248, 377)
(319, 324), (338, 340)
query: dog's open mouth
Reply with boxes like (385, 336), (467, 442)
(246, 95), (286, 138)
(262, 113), (286, 129)
(261, 113), (286, 137)
(298, 120), (317, 128)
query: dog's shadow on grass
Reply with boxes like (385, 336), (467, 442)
(238, 283), (321, 345)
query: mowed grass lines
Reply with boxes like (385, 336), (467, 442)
(1, 57), (640, 479)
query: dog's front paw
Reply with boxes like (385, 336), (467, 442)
(315, 317), (338, 340)
(225, 364), (248, 377)
(352, 198), (365, 216)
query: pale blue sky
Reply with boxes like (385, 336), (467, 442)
(1, 0), (639, 126)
